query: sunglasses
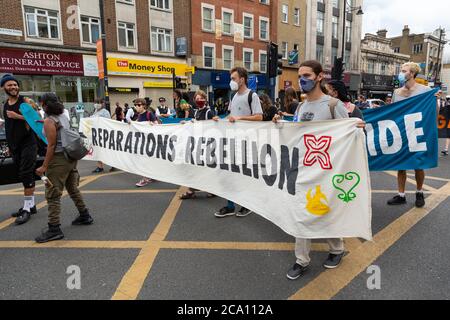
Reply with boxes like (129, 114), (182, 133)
(134, 103), (144, 107)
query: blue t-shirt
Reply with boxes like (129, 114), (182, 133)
(137, 111), (157, 122)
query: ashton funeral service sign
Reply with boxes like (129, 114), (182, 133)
(0, 48), (84, 76)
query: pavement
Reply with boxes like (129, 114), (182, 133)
(0, 140), (449, 300)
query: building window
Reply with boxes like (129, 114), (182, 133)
(332, 47), (338, 63)
(25, 7), (60, 39)
(345, 50), (351, 67)
(394, 47), (400, 53)
(294, 8), (300, 26)
(81, 16), (100, 44)
(260, 51), (267, 73)
(243, 49), (254, 71)
(223, 46), (234, 70)
(118, 22), (135, 48)
(282, 41), (288, 59)
(317, 11), (324, 36)
(150, 0), (170, 10)
(345, 20), (352, 42)
(395, 64), (401, 75)
(222, 9), (234, 35)
(316, 44), (324, 64)
(259, 18), (269, 41)
(368, 60), (375, 74)
(260, 0), (269, 4)
(282, 5), (288, 23)
(332, 16), (338, 40)
(202, 5), (215, 32)
(243, 14), (254, 39)
(413, 44), (423, 54)
(203, 43), (215, 69)
(151, 27), (172, 52)
(380, 62), (387, 75)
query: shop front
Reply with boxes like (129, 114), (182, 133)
(106, 54), (192, 109)
(0, 47), (100, 128)
(193, 69), (269, 111)
(361, 73), (394, 100)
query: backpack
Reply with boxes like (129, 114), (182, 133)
(295, 97), (339, 120)
(247, 90), (255, 115)
(194, 108), (212, 121)
(50, 116), (89, 161)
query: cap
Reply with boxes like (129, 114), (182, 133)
(1, 74), (19, 88)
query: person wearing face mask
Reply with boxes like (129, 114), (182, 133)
(213, 67), (263, 218)
(326, 80), (364, 120)
(1, 74), (38, 225)
(273, 60), (365, 281)
(387, 62), (435, 208)
(180, 90), (216, 200)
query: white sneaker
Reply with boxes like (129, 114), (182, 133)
(136, 178), (152, 187)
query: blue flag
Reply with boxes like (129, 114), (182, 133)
(363, 89), (438, 171)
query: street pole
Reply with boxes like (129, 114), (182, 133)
(436, 27), (444, 84)
(341, 0), (347, 60)
(99, 0), (110, 112)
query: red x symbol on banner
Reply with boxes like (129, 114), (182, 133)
(303, 134), (333, 170)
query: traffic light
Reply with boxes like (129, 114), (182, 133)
(268, 42), (283, 78)
(331, 57), (344, 80)
(175, 76), (186, 89)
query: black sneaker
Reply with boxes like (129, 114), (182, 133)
(11, 206), (37, 218)
(15, 210), (31, 225)
(92, 167), (104, 174)
(415, 192), (425, 208)
(236, 207), (253, 218)
(72, 210), (94, 226)
(323, 252), (345, 269)
(387, 195), (407, 206)
(35, 224), (64, 243)
(214, 207), (236, 218)
(286, 263), (308, 280)
(442, 150), (449, 156)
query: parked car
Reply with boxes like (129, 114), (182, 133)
(367, 99), (386, 109)
(0, 126), (45, 186)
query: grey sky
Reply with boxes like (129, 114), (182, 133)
(362, 0), (450, 62)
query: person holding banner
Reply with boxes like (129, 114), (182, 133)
(134, 98), (159, 188)
(213, 67), (263, 218)
(387, 62), (434, 208)
(439, 97), (449, 156)
(273, 61), (363, 280)
(180, 90), (216, 200)
(1, 74), (38, 225)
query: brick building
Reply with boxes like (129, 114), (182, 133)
(175, 0), (278, 105)
(390, 26), (447, 84)
(277, 0), (307, 98)
(0, 0), (191, 125)
(360, 30), (410, 99)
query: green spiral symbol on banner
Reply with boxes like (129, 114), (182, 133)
(332, 172), (361, 203)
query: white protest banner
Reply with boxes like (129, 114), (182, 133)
(80, 118), (372, 240)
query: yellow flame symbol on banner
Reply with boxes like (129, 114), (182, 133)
(306, 186), (330, 216)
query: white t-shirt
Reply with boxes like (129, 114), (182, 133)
(229, 89), (263, 117)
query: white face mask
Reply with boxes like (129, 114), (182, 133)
(230, 80), (239, 91)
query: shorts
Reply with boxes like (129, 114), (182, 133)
(12, 143), (38, 189)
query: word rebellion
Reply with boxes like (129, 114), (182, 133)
(91, 127), (300, 195)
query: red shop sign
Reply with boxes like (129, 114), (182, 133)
(0, 48), (84, 76)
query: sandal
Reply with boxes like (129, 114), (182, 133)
(180, 191), (196, 200)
